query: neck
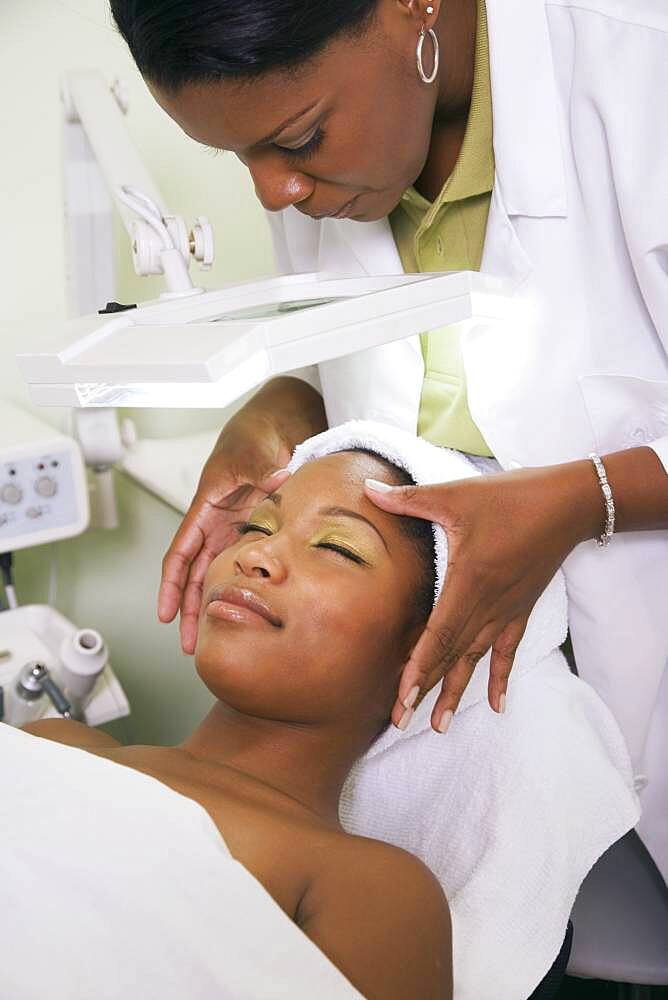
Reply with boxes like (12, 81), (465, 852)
(414, 0), (477, 199)
(178, 701), (372, 827)
(434, 0), (478, 121)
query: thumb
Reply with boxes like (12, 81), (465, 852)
(364, 478), (445, 522)
(257, 466), (291, 494)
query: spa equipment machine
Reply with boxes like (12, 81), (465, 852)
(0, 401), (129, 727)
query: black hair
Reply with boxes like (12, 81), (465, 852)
(346, 449), (436, 624)
(109, 0), (379, 91)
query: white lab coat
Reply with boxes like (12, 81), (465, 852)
(266, 0), (668, 878)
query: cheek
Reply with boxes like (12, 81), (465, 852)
(287, 566), (404, 687)
(201, 548), (238, 596)
(194, 554), (409, 721)
(318, 69), (431, 193)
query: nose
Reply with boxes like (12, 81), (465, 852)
(234, 536), (288, 584)
(244, 153), (315, 212)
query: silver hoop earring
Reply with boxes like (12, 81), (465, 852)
(416, 27), (439, 85)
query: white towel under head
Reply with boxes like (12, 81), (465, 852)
(290, 420), (639, 1000)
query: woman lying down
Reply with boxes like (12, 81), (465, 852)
(3, 422), (639, 1000)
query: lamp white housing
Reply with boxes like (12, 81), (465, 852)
(18, 271), (510, 410)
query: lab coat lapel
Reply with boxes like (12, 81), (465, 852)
(317, 216), (404, 276)
(485, 0), (568, 219)
(315, 217), (424, 430)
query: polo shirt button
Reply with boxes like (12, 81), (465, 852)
(436, 237), (444, 256)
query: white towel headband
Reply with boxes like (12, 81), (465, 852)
(288, 419), (478, 604)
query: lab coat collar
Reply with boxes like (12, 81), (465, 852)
(486, 0), (568, 218)
(318, 215), (404, 276)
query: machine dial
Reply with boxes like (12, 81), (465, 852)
(35, 475), (58, 498)
(1, 483), (23, 505)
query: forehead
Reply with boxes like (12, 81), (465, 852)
(150, 50), (337, 151)
(146, 19), (384, 154)
(280, 451), (407, 537)
(291, 450), (402, 490)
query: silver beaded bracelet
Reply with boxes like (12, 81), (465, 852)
(589, 453), (615, 547)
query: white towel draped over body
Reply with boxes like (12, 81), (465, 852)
(290, 421), (640, 1000)
(0, 723), (362, 1000)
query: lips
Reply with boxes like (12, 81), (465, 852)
(332, 195), (358, 219)
(205, 585), (283, 628)
(302, 194), (359, 221)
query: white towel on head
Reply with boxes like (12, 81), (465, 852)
(290, 420), (640, 1000)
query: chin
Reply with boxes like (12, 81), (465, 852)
(194, 633), (298, 714)
(352, 188), (409, 223)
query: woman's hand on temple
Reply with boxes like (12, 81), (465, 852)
(158, 418), (292, 654)
(158, 377), (327, 654)
(364, 461), (602, 731)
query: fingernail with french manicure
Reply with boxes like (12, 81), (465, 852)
(403, 685), (420, 709)
(365, 478), (393, 493)
(397, 706), (414, 731)
(267, 468), (290, 480)
(437, 710), (454, 735)
(498, 693), (507, 714)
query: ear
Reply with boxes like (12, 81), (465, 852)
(395, 0), (442, 27)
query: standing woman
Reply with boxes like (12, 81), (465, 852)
(110, 0), (668, 879)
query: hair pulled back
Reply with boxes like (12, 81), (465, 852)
(110, 0), (379, 91)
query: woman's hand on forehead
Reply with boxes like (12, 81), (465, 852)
(364, 462), (596, 731)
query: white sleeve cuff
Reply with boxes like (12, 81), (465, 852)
(648, 434), (668, 474)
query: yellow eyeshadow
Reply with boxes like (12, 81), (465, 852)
(245, 518), (275, 533)
(314, 531), (371, 562)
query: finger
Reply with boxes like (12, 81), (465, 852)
(488, 613), (530, 713)
(257, 466), (291, 494)
(158, 517), (206, 622)
(364, 479), (455, 523)
(429, 660), (477, 733)
(429, 620), (500, 730)
(178, 539), (225, 654)
(392, 610), (493, 730)
(179, 610), (199, 657)
(178, 582), (205, 657)
(394, 561), (489, 709)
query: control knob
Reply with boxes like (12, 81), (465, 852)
(1, 483), (22, 505)
(35, 475), (57, 498)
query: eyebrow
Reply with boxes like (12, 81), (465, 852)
(255, 101), (320, 145)
(266, 494), (388, 552)
(318, 506), (389, 552)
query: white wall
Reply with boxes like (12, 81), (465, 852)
(1, 0), (276, 742)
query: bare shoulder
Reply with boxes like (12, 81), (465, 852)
(21, 718), (122, 750)
(299, 831), (452, 1000)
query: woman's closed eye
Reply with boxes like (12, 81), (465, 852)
(317, 541), (366, 565)
(238, 522), (367, 565)
(275, 126), (325, 162)
(238, 522), (272, 537)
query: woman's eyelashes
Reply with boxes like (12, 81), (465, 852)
(275, 126), (325, 162)
(237, 522), (367, 565)
(238, 522), (272, 537)
(317, 541), (367, 565)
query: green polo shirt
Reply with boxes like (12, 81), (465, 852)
(390, 0), (494, 456)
